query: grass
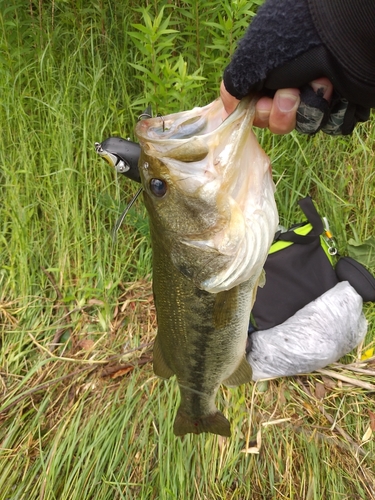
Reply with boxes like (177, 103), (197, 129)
(1, 1), (375, 499)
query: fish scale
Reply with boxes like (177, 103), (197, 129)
(151, 228), (255, 436)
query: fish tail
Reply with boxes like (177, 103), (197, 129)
(173, 409), (231, 437)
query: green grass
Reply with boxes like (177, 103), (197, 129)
(1, 1), (375, 499)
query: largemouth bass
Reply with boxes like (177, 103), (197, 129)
(135, 97), (278, 437)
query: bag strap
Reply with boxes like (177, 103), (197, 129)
(277, 196), (324, 245)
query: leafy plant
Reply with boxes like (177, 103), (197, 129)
(128, 5), (205, 114)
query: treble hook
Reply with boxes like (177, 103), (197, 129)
(138, 112), (152, 121)
(157, 113), (165, 132)
(138, 104), (153, 121)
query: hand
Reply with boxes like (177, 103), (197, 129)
(220, 78), (333, 134)
(222, 0), (371, 135)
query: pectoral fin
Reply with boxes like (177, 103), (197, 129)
(259, 269), (266, 288)
(223, 357), (253, 387)
(153, 334), (174, 379)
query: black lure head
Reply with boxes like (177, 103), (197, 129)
(95, 137), (141, 183)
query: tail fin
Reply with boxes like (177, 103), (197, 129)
(173, 409), (231, 437)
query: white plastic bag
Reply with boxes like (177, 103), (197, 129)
(247, 281), (367, 380)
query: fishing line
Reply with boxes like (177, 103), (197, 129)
(112, 187), (143, 242)
(111, 105), (151, 242)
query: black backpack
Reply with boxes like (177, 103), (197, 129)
(251, 197), (375, 330)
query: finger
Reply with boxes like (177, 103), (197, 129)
(295, 78), (334, 135)
(309, 77), (333, 102)
(254, 92), (300, 133)
(254, 96), (273, 128)
(220, 80), (240, 118)
(268, 89), (300, 134)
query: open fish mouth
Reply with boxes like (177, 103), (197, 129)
(136, 97), (278, 293)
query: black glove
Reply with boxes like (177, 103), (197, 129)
(223, 0), (373, 135)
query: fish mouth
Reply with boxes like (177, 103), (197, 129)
(135, 97), (260, 198)
(136, 97), (278, 292)
(137, 98), (224, 140)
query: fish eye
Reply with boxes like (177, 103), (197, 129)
(150, 178), (167, 197)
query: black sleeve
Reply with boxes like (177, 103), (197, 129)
(307, 0), (375, 108)
(223, 0), (375, 109)
(223, 0), (322, 100)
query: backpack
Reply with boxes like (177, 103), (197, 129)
(251, 197), (375, 330)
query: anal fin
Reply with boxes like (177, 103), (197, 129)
(153, 334), (174, 379)
(223, 357), (253, 387)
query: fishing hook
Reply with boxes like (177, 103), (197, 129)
(138, 112), (152, 121)
(157, 113), (165, 132)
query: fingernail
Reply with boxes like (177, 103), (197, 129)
(277, 92), (299, 112)
(310, 82), (328, 94)
(257, 108), (269, 121)
(256, 99), (271, 120)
